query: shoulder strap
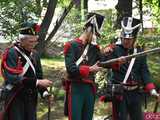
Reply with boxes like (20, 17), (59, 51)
(14, 46), (36, 75)
(76, 44), (89, 66)
(123, 48), (137, 84)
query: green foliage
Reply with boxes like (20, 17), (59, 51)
(96, 9), (117, 46)
(0, 76), (3, 83)
(148, 54), (160, 88)
(138, 35), (160, 47)
(0, 1), (20, 40)
(58, 0), (70, 8)
(0, 0), (44, 41)
(144, 0), (160, 29)
(64, 7), (83, 38)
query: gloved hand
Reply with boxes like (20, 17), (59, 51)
(150, 89), (160, 102)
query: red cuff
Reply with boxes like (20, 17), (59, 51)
(79, 65), (90, 78)
(145, 83), (155, 92)
(99, 96), (106, 102)
(96, 45), (100, 49)
(111, 62), (120, 71)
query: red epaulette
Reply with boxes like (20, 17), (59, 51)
(144, 83), (155, 92)
(75, 38), (82, 44)
(1, 48), (23, 75)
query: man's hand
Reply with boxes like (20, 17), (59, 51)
(37, 79), (53, 88)
(89, 61), (102, 73)
(103, 44), (116, 54)
(117, 56), (127, 64)
(99, 96), (107, 102)
(150, 89), (160, 102)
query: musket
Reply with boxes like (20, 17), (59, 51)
(48, 86), (52, 120)
(153, 101), (159, 113)
(99, 47), (160, 67)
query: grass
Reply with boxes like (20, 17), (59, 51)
(41, 58), (64, 69)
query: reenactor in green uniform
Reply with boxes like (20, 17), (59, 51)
(101, 17), (160, 120)
(63, 13), (104, 120)
(1, 21), (53, 120)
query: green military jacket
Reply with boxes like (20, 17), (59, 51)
(64, 38), (101, 82)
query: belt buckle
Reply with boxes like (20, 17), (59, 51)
(124, 85), (138, 91)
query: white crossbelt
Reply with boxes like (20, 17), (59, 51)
(76, 44), (89, 66)
(123, 48), (137, 84)
(14, 46), (36, 75)
(6, 46), (36, 90)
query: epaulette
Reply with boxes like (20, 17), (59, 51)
(1, 47), (23, 76)
(64, 42), (71, 56)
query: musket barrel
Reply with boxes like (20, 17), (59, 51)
(99, 47), (160, 67)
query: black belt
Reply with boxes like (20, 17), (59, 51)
(123, 85), (138, 91)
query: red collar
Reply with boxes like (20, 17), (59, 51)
(75, 38), (83, 44)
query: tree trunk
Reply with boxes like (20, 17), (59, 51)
(84, 0), (88, 11)
(81, 0), (88, 22)
(139, 0), (143, 32)
(36, 0), (58, 57)
(114, 0), (133, 29)
(81, 0), (85, 21)
(45, 0), (74, 45)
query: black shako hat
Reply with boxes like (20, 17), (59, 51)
(84, 12), (105, 37)
(20, 21), (40, 35)
(121, 17), (141, 39)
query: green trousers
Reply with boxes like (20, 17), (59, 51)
(68, 83), (95, 120)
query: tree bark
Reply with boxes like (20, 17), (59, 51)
(45, 0), (74, 45)
(139, 0), (143, 32)
(36, 0), (58, 56)
(81, 0), (88, 22)
(114, 0), (133, 29)
(84, 0), (88, 11)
